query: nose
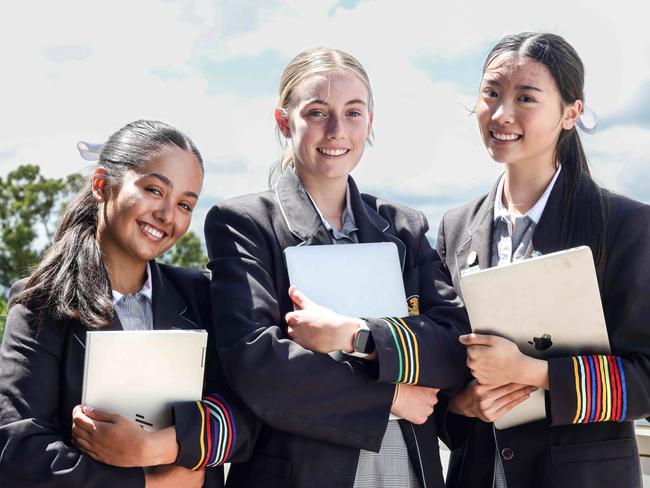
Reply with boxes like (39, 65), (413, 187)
(326, 114), (345, 140)
(492, 100), (514, 125)
(153, 198), (173, 224)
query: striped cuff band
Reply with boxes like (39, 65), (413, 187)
(383, 317), (420, 385)
(191, 393), (237, 469)
(571, 355), (627, 424)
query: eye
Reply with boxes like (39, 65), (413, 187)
(482, 87), (498, 98)
(347, 110), (363, 117)
(519, 95), (536, 103)
(178, 202), (193, 212)
(308, 109), (326, 117)
(146, 187), (163, 196)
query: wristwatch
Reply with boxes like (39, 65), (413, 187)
(349, 321), (375, 358)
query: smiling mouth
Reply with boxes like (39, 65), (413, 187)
(139, 222), (167, 241)
(317, 148), (350, 157)
(490, 131), (522, 141)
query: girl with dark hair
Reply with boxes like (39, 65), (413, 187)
(437, 33), (650, 487)
(0, 120), (256, 487)
(204, 47), (470, 488)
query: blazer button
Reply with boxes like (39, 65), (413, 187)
(501, 447), (514, 461)
(467, 250), (478, 266)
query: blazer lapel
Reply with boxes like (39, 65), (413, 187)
(349, 178), (406, 271)
(149, 261), (188, 330)
(531, 170), (565, 255)
(455, 177), (500, 280)
(274, 169), (331, 247)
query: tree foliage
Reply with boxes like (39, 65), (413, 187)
(0, 165), (83, 288)
(159, 231), (208, 270)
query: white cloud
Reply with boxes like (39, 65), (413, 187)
(1, 0), (648, 240)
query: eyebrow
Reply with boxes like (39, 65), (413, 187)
(142, 172), (199, 199)
(305, 98), (367, 106)
(481, 78), (543, 92)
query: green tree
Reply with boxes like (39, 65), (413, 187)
(0, 165), (83, 288)
(160, 231), (209, 270)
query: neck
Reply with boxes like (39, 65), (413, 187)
(502, 159), (557, 218)
(97, 237), (148, 296)
(296, 169), (347, 230)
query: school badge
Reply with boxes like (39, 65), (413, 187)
(407, 295), (420, 316)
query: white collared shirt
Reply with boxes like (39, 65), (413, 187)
(111, 263), (153, 331)
(493, 165), (562, 224)
(111, 262), (153, 304)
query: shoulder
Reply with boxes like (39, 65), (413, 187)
(206, 189), (277, 224)
(603, 189), (649, 219)
(157, 262), (208, 283)
(9, 277), (29, 299)
(361, 193), (427, 232)
(156, 262), (209, 293)
(602, 189), (650, 242)
(438, 192), (491, 242)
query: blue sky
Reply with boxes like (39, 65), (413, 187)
(1, 0), (649, 246)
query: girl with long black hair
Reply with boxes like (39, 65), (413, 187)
(0, 120), (256, 487)
(438, 33), (650, 488)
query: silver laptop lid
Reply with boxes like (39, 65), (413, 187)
(284, 242), (408, 318)
(82, 329), (207, 432)
(460, 246), (610, 429)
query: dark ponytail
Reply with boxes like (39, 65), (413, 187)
(11, 119), (203, 329)
(484, 33), (607, 270)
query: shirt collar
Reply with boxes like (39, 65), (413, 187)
(306, 184), (356, 232)
(494, 165), (562, 224)
(111, 262), (153, 304)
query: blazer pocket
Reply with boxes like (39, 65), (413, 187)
(549, 438), (640, 487)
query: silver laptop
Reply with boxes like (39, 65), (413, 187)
(460, 246), (610, 429)
(284, 242), (408, 318)
(82, 330), (207, 432)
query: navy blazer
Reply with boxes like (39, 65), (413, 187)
(0, 261), (257, 488)
(204, 170), (470, 488)
(437, 172), (650, 488)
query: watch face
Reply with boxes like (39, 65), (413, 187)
(354, 328), (375, 354)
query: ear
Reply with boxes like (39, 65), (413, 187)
(368, 111), (374, 132)
(562, 99), (583, 130)
(275, 107), (291, 138)
(91, 167), (109, 202)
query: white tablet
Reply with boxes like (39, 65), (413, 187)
(82, 329), (207, 432)
(460, 246), (610, 429)
(284, 242), (408, 318)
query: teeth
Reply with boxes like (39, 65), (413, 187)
(140, 223), (164, 239)
(492, 132), (520, 141)
(318, 148), (349, 156)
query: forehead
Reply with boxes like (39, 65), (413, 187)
(134, 145), (203, 193)
(482, 53), (556, 90)
(293, 69), (369, 105)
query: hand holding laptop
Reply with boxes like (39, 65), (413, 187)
(71, 405), (179, 467)
(285, 285), (365, 354)
(460, 333), (550, 390)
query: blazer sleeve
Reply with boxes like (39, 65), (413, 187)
(167, 267), (260, 470)
(547, 203), (650, 425)
(363, 211), (472, 393)
(0, 303), (144, 488)
(172, 391), (259, 470)
(204, 204), (395, 453)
